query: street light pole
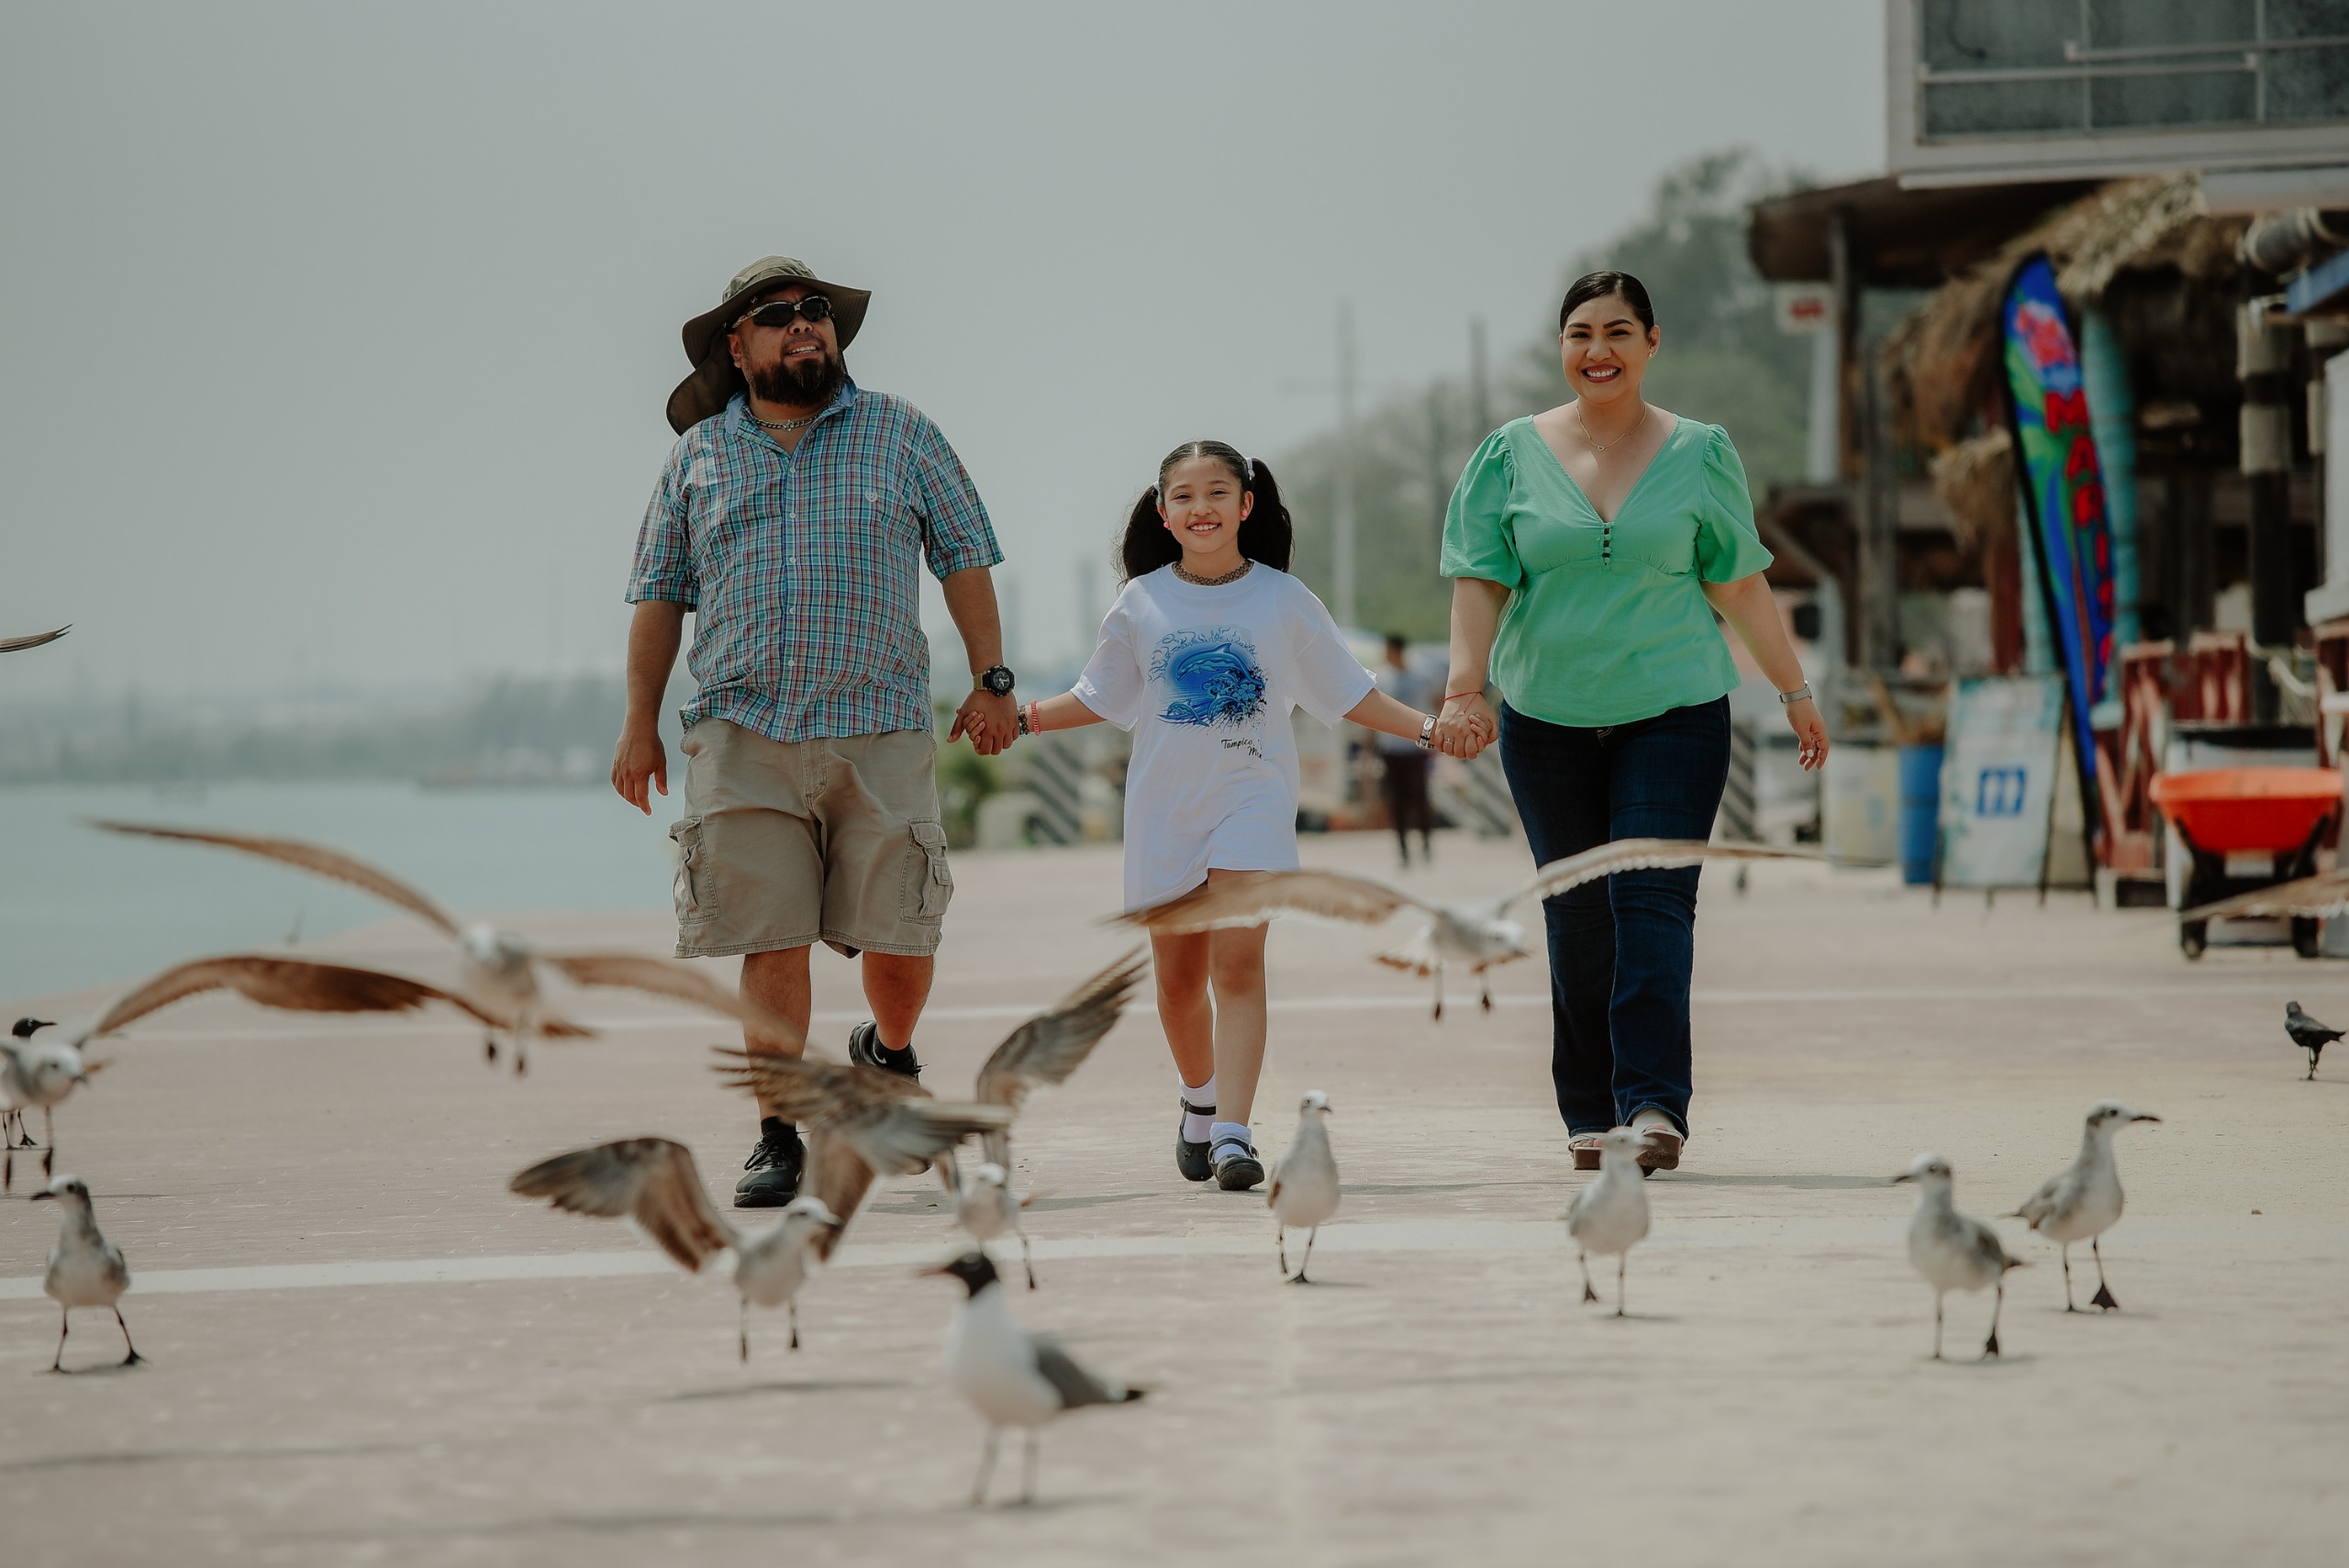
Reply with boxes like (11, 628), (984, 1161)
(1334, 300), (1358, 630)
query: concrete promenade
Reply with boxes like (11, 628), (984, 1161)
(4, 830), (2344, 1565)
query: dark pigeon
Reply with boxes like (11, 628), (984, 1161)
(2285, 1001), (2343, 1081)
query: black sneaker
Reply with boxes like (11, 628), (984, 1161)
(846, 1020), (920, 1081)
(1175, 1096), (1216, 1183)
(734, 1120), (805, 1208)
(1211, 1135), (1264, 1192)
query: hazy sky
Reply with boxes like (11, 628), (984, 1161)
(0, 1), (1885, 699)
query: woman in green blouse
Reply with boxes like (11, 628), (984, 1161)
(1435, 271), (1827, 1173)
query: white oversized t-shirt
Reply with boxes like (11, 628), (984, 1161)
(1073, 564), (1376, 911)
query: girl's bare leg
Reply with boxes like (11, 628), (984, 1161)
(1151, 929), (1216, 1086)
(1207, 918), (1268, 1127)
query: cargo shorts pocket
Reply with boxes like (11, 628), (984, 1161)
(901, 819), (953, 921)
(669, 816), (709, 924)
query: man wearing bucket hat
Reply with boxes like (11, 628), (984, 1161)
(615, 255), (1016, 1207)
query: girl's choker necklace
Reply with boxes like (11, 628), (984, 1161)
(1173, 560), (1253, 587)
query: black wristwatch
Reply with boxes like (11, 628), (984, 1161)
(975, 665), (1015, 697)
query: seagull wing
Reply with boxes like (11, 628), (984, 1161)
(710, 1049), (1011, 1176)
(88, 820), (463, 938)
(507, 1138), (732, 1272)
(0, 625), (70, 653)
(83, 953), (509, 1040)
(1500, 839), (1826, 913)
(973, 949), (1147, 1115)
(2184, 867), (2349, 922)
(1110, 870), (1420, 933)
(2009, 1167), (2074, 1230)
(800, 1130), (876, 1262)
(1031, 1335), (1142, 1408)
(540, 951), (807, 1052)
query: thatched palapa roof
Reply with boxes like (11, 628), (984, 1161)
(1886, 175), (2245, 455)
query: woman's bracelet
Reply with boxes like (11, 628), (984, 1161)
(1442, 690), (1485, 706)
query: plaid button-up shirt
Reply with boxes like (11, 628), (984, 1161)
(626, 384), (1003, 742)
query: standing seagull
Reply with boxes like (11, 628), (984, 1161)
(91, 821), (799, 1072)
(510, 1138), (845, 1358)
(2009, 1100), (2161, 1312)
(1895, 1153), (2024, 1360)
(30, 1175), (139, 1373)
(2284, 1002), (2343, 1081)
(1116, 839), (1819, 1018)
(4, 952), (515, 1189)
(1564, 1126), (1658, 1316)
(924, 1251), (1145, 1507)
(0, 626), (70, 653)
(1266, 1091), (1340, 1283)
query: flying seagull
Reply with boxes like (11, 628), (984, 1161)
(5, 953), (507, 1189)
(90, 820), (799, 1070)
(1895, 1153), (2024, 1361)
(948, 1162), (1041, 1289)
(932, 950), (1147, 1284)
(1266, 1091), (1340, 1283)
(510, 1137), (845, 1358)
(924, 1251), (1146, 1507)
(0, 626), (70, 654)
(30, 1174), (139, 1373)
(1114, 839), (1820, 1018)
(2008, 1100), (2160, 1312)
(1564, 1126), (1659, 1317)
(2285, 1001), (2343, 1080)
(712, 1048), (1012, 1182)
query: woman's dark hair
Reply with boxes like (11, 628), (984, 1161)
(1559, 270), (1656, 334)
(1117, 439), (1295, 582)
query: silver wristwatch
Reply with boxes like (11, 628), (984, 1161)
(1777, 683), (1814, 706)
(1415, 715), (1437, 751)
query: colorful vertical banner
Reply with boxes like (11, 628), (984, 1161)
(1999, 252), (2115, 822)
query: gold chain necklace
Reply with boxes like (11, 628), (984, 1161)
(1173, 560), (1253, 586)
(1575, 400), (1646, 455)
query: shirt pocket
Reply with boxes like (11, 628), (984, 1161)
(899, 819), (953, 921)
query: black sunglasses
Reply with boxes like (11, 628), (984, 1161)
(736, 295), (833, 330)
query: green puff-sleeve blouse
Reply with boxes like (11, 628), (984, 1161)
(1440, 414), (1774, 728)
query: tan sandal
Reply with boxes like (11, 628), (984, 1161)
(1630, 1109), (1683, 1172)
(1568, 1133), (1606, 1172)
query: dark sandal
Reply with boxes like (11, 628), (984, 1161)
(1176, 1097), (1216, 1183)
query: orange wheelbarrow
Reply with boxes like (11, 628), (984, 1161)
(2148, 767), (2343, 959)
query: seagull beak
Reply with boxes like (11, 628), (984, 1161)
(915, 1262), (956, 1277)
(2131, 1113), (2162, 1124)
(28, 1190), (53, 1202)
(1890, 1172), (1916, 1184)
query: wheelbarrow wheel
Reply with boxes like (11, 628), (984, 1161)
(2180, 920), (2208, 960)
(2293, 917), (2322, 959)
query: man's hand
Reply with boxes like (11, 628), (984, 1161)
(612, 721), (669, 813)
(952, 690), (1017, 756)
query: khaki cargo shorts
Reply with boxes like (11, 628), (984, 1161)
(669, 719), (952, 960)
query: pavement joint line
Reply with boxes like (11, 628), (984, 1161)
(1, 1215), (2331, 1302)
(72, 982), (2297, 1045)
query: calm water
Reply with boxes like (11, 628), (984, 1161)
(0, 783), (685, 1004)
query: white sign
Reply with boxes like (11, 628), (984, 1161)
(1774, 283), (1834, 335)
(1937, 676), (2065, 889)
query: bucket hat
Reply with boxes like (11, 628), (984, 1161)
(665, 256), (872, 433)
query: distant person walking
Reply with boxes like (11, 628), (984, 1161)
(1373, 634), (1441, 867)
(613, 256), (1017, 1207)
(1434, 271), (1826, 1173)
(1008, 441), (1434, 1190)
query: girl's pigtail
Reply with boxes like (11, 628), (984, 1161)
(1235, 458), (1295, 572)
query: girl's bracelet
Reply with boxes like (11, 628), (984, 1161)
(1019, 699), (1042, 736)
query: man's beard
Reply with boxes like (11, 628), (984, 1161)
(747, 348), (846, 409)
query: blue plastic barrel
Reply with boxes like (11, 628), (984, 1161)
(1898, 743), (1945, 884)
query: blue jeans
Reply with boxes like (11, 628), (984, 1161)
(1497, 697), (1731, 1140)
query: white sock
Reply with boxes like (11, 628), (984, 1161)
(1180, 1076), (1217, 1143)
(1209, 1119), (1252, 1154)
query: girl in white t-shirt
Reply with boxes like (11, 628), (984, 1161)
(1007, 439), (1434, 1190)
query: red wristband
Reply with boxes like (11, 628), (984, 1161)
(1442, 691), (1486, 704)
